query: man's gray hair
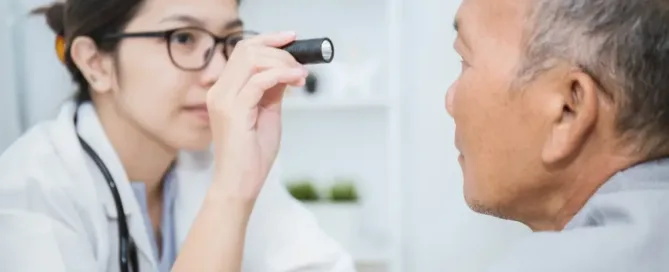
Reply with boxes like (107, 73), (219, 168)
(518, 0), (669, 157)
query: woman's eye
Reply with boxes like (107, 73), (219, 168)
(172, 33), (194, 44)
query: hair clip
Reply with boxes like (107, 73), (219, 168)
(55, 35), (66, 64)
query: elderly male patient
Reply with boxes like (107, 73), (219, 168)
(447, 0), (669, 271)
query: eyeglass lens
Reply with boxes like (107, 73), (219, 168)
(167, 28), (257, 70)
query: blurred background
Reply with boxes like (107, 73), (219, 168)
(0, 0), (532, 271)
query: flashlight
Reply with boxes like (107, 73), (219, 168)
(282, 38), (334, 64)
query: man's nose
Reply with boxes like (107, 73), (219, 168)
(445, 80), (457, 116)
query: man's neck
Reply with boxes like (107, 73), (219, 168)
(95, 103), (177, 197)
(523, 151), (639, 232)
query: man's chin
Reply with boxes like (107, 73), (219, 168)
(464, 195), (509, 219)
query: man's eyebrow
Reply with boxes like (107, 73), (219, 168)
(160, 15), (244, 30)
(453, 18), (459, 32)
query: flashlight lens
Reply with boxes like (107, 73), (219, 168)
(321, 40), (333, 62)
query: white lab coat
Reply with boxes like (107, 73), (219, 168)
(0, 101), (355, 272)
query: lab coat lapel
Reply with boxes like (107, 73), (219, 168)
(48, 103), (99, 202)
(73, 102), (157, 270)
(173, 149), (216, 249)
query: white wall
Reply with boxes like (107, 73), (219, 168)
(399, 0), (530, 271)
(11, 0), (74, 130)
(1, 0), (532, 271)
(20, 28), (74, 128)
(0, 0), (23, 151)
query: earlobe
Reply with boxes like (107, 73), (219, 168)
(541, 70), (599, 165)
(69, 37), (113, 94)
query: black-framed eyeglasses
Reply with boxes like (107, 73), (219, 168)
(103, 27), (259, 71)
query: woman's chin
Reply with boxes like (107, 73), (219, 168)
(173, 132), (213, 152)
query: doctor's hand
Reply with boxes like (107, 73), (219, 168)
(207, 31), (307, 202)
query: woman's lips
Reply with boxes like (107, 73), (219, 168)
(184, 105), (209, 122)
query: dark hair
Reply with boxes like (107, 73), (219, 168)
(32, 0), (241, 104)
(32, 0), (145, 103)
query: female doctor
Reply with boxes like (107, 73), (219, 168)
(0, 0), (354, 271)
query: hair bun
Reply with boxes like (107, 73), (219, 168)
(31, 2), (66, 36)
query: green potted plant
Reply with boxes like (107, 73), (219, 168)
(327, 179), (359, 202)
(285, 178), (320, 202)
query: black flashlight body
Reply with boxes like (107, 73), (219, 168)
(282, 38), (334, 64)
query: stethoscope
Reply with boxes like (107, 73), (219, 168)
(74, 113), (139, 272)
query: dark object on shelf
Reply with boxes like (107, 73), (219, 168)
(286, 180), (320, 202)
(328, 180), (359, 202)
(305, 72), (318, 94)
(281, 38), (334, 64)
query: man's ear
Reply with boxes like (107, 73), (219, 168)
(541, 68), (599, 164)
(69, 36), (115, 94)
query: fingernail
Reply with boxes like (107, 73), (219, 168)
(281, 31), (296, 37)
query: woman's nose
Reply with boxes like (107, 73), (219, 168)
(202, 50), (227, 87)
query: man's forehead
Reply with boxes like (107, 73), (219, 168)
(456, 0), (528, 42)
(456, 0), (529, 80)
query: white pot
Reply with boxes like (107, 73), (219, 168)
(304, 202), (361, 250)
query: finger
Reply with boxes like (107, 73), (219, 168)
(242, 53), (294, 74)
(245, 46), (303, 74)
(240, 31), (297, 48)
(259, 75), (307, 109)
(259, 84), (287, 111)
(237, 68), (307, 109)
(259, 77), (306, 111)
(215, 43), (301, 101)
(219, 31), (297, 90)
(255, 46), (302, 69)
(213, 48), (295, 102)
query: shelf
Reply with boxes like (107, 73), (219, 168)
(283, 96), (390, 111)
